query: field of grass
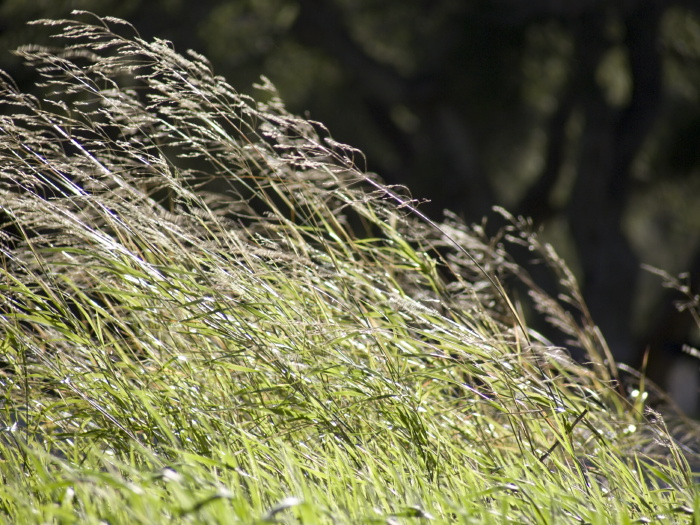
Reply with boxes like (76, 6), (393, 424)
(1, 12), (700, 524)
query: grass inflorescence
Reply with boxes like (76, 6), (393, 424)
(1, 11), (699, 524)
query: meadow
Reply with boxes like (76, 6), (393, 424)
(1, 13), (699, 524)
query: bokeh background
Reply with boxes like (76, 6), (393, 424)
(2, 0), (700, 411)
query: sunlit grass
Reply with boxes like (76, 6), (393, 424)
(1, 11), (699, 524)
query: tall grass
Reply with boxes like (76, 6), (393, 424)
(0, 12), (698, 524)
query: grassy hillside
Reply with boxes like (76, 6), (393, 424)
(1, 12), (699, 524)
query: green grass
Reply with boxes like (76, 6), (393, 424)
(1, 11), (699, 524)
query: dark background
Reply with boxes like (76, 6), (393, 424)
(2, 0), (700, 411)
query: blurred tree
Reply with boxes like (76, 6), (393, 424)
(2, 0), (700, 396)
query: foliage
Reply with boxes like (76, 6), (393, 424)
(1, 13), (699, 524)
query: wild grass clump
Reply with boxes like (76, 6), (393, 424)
(1, 12), (699, 524)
